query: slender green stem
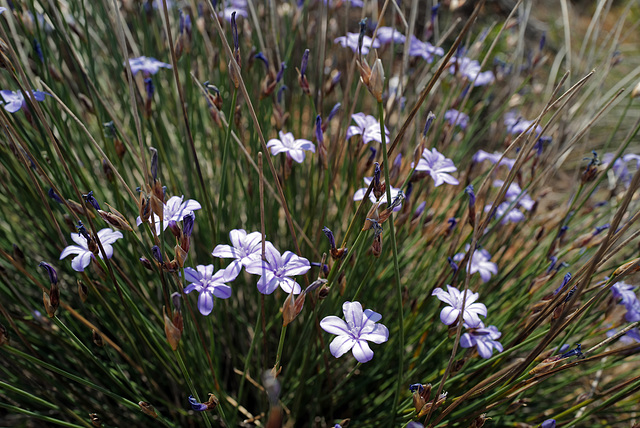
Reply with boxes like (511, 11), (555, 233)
(273, 324), (288, 372)
(215, 88), (239, 245)
(236, 298), (263, 423)
(378, 100), (404, 425)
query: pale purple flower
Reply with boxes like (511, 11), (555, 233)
(183, 265), (237, 316)
(443, 109), (469, 130)
(493, 180), (535, 211)
(460, 322), (503, 359)
(504, 111), (542, 135)
(414, 148), (460, 187)
(449, 56), (495, 86)
(353, 177), (403, 211)
(472, 150), (516, 169)
(432, 285), (487, 326)
(334, 33), (381, 55)
(376, 26), (406, 44)
(60, 229), (123, 272)
(541, 419), (556, 428)
(136, 195), (201, 236)
(220, 6), (248, 22)
(266, 131), (315, 163)
(126, 56), (172, 76)
(408, 36), (444, 63)
(0, 7), (6, 14)
(453, 244), (498, 282)
(323, 0), (364, 7)
(346, 113), (390, 144)
(212, 229), (265, 278)
(245, 242), (310, 294)
(611, 281), (638, 308)
(625, 299), (640, 323)
(622, 153), (640, 167)
(320, 301), (389, 363)
(1, 89), (48, 113)
(484, 203), (525, 224)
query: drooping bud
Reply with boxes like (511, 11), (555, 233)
(255, 52), (269, 69)
(144, 77), (154, 118)
(168, 220), (181, 238)
(229, 12), (241, 88)
(48, 188), (64, 204)
(39, 261), (58, 285)
(322, 226), (336, 249)
(357, 18), (367, 58)
(276, 62), (286, 83)
(149, 147), (158, 182)
(315, 115), (328, 169)
(83, 191), (101, 211)
(151, 245), (163, 264)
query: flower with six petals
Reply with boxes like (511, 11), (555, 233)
(266, 131), (316, 163)
(245, 242), (310, 294)
(320, 301), (389, 363)
(60, 228), (123, 272)
(432, 285), (487, 326)
(212, 229), (266, 278)
(183, 265), (237, 316)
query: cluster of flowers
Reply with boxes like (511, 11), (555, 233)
(432, 284), (503, 359)
(184, 229), (311, 315)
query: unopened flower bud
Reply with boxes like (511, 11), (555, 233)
(139, 257), (153, 270)
(631, 80), (640, 99)
(282, 291), (306, 326)
(43, 290), (58, 317)
(151, 246), (163, 264)
(368, 58), (385, 102)
(0, 322), (8, 346)
(164, 306), (182, 351)
(78, 279), (88, 303)
(138, 401), (158, 418)
(39, 261), (58, 285)
(92, 329), (104, 347)
(98, 204), (133, 231)
(83, 191), (100, 211)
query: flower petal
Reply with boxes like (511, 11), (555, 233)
(320, 316), (350, 335)
(60, 245), (84, 260)
(329, 335), (356, 358)
(71, 251), (92, 272)
(440, 307), (460, 325)
(352, 340), (374, 363)
(198, 291), (214, 316)
(359, 324), (389, 344)
(184, 267), (202, 283)
(211, 284), (232, 299)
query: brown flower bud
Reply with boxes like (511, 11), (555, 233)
(282, 291), (306, 326)
(0, 323), (9, 346)
(43, 291), (58, 317)
(164, 307), (182, 351)
(138, 401), (158, 418)
(139, 193), (151, 223)
(114, 138), (126, 159)
(92, 329), (104, 347)
(368, 58), (385, 102)
(89, 413), (102, 427)
(98, 204), (133, 231)
(174, 244), (188, 268)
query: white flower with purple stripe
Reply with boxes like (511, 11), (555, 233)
(460, 322), (503, 359)
(320, 301), (389, 363)
(346, 113), (390, 144)
(1, 89), (48, 113)
(126, 56), (172, 76)
(414, 148), (460, 187)
(334, 33), (380, 55)
(266, 131), (315, 163)
(432, 285), (487, 326)
(376, 26), (406, 44)
(136, 195), (201, 236)
(212, 229), (266, 278)
(183, 265), (237, 316)
(60, 229), (123, 272)
(472, 150), (516, 169)
(245, 242), (310, 294)
(453, 244), (498, 282)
